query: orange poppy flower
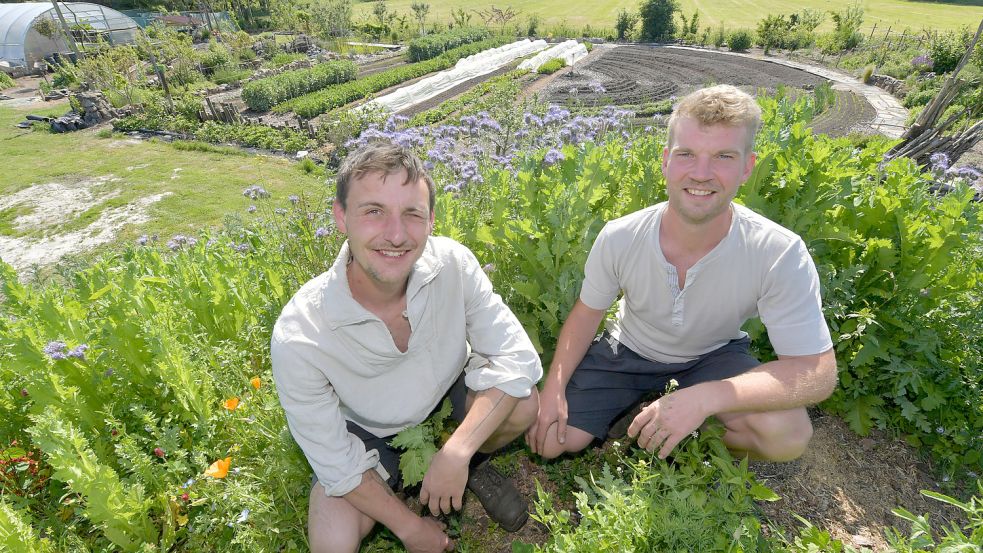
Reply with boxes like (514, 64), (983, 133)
(250, 376), (261, 390)
(222, 397), (240, 411)
(205, 457), (231, 479)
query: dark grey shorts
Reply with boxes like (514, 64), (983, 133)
(566, 332), (760, 440)
(311, 373), (467, 491)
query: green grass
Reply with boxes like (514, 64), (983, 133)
(356, 0), (981, 34)
(0, 103), (326, 251)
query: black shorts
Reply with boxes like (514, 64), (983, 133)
(311, 373), (467, 491)
(566, 332), (760, 440)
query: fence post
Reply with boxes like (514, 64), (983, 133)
(868, 22), (877, 41)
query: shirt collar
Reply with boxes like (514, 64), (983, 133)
(322, 237), (443, 329)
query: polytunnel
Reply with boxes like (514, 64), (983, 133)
(0, 2), (139, 69)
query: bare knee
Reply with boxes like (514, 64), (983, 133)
(535, 425), (595, 460)
(309, 483), (374, 553)
(744, 409), (814, 462)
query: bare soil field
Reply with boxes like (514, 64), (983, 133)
(544, 45), (826, 106)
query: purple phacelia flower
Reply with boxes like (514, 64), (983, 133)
(288, 195), (300, 204)
(247, 205), (257, 213)
(233, 243), (251, 253)
(588, 81), (606, 94)
(67, 344), (88, 360)
(911, 54), (933, 71)
(136, 234), (149, 246)
(44, 341), (67, 360)
(167, 235), (198, 251)
(314, 227), (330, 238)
(543, 148), (565, 167)
(242, 185), (270, 200)
(482, 263), (495, 273)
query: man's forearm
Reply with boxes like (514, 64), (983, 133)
(442, 387), (519, 458)
(545, 300), (607, 390)
(698, 349), (838, 416)
(344, 469), (420, 538)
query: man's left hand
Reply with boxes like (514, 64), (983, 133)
(419, 448), (470, 516)
(627, 386), (709, 459)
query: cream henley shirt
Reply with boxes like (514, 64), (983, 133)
(271, 236), (542, 497)
(581, 202), (833, 364)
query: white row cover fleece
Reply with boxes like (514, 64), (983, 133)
(517, 40), (589, 72)
(362, 38), (549, 114)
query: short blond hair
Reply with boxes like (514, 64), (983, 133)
(336, 140), (436, 213)
(667, 85), (762, 153)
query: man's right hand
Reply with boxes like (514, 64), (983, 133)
(526, 380), (567, 456)
(396, 516), (454, 553)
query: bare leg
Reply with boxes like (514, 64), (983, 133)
(716, 407), (814, 462)
(531, 421), (596, 460)
(308, 481), (377, 553)
(462, 387), (541, 452)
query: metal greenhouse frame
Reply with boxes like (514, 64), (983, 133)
(0, 2), (139, 69)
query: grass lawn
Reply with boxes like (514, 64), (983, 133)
(355, 0), (982, 34)
(0, 101), (327, 265)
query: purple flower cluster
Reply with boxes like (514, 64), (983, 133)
(343, 105), (636, 198)
(543, 148), (565, 166)
(167, 235), (198, 251)
(242, 185), (270, 200)
(288, 195), (300, 204)
(911, 54), (934, 72)
(314, 227), (331, 238)
(44, 341), (88, 360)
(232, 243), (251, 253)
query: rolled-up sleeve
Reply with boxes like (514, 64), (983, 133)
(456, 247), (543, 397)
(271, 323), (379, 497)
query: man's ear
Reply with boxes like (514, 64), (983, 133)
(662, 146), (670, 175)
(332, 200), (347, 234)
(742, 152), (757, 183)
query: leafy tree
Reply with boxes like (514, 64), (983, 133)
(615, 8), (639, 41)
(411, 2), (430, 35)
(638, 0), (678, 42)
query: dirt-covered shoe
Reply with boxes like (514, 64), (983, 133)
(466, 459), (529, 532)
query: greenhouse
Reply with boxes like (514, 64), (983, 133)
(0, 2), (139, 69)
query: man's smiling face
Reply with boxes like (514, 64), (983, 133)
(333, 168), (433, 293)
(662, 116), (756, 226)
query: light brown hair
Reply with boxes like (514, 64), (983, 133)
(335, 140), (436, 213)
(667, 85), (762, 153)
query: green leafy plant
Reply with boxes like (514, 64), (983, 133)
(406, 26), (490, 62)
(278, 37), (510, 118)
(389, 399), (455, 487)
(242, 60), (357, 112)
(536, 58), (566, 74)
(638, 0), (679, 42)
(614, 9), (638, 41)
(728, 29), (753, 52)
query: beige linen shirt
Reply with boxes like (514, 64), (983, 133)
(581, 202), (833, 364)
(271, 236), (542, 496)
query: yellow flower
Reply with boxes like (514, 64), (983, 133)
(250, 376), (261, 390)
(204, 457), (231, 479)
(222, 397), (240, 411)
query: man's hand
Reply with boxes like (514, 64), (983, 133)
(627, 386), (709, 459)
(526, 381), (567, 456)
(419, 448), (469, 515)
(396, 516), (454, 553)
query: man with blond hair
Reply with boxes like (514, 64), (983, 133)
(527, 84), (837, 462)
(272, 141), (542, 553)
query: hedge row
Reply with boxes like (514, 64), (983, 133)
(407, 27), (491, 62)
(278, 37), (511, 119)
(241, 60), (357, 112)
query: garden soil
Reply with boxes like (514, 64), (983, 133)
(447, 411), (966, 552)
